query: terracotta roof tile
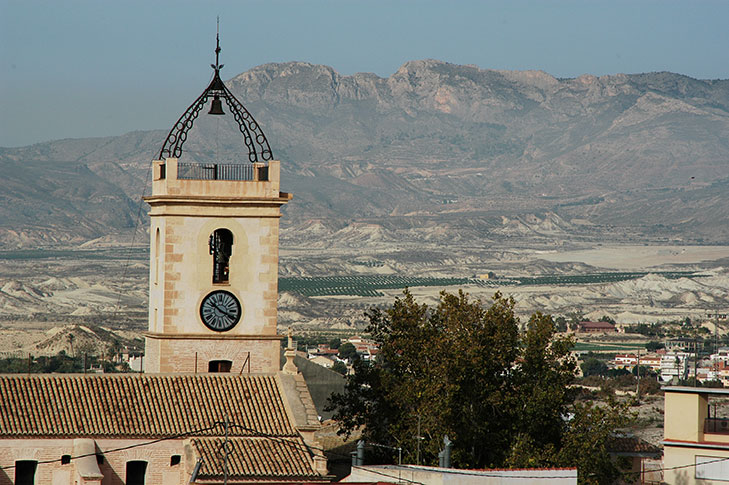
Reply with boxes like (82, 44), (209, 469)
(607, 435), (662, 457)
(193, 437), (324, 480)
(0, 374), (296, 438)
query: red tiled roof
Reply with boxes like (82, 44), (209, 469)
(578, 321), (616, 330)
(0, 374), (295, 438)
(607, 436), (661, 457)
(194, 437), (325, 481)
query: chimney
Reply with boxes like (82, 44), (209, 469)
(351, 440), (365, 467)
(438, 435), (452, 468)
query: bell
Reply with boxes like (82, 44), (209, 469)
(208, 95), (225, 115)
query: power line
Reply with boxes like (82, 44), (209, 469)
(608, 454), (729, 481)
(225, 424), (575, 481)
(0, 422), (220, 471)
(113, 153), (155, 315)
(4, 416), (727, 481)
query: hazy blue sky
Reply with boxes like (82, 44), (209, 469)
(1, 0), (728, 147)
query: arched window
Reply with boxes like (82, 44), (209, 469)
(126, 461), (147, 485)
(209, 229), (233, 284)
(14, 461), (37, 485)
(154, 227), (160, 285)
(209, 360), (232, 373)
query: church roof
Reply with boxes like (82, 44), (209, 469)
(193, 437), (323, 480)
(0, 373), (296, 438)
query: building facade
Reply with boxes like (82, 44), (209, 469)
(0, 374), (327, 484)
(0, 36), (328, 485)
(663, 386), (729, 483)
(143, 156), (290, 374)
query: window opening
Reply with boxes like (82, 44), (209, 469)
(61, 455), (71, 465)
(126, 461), (147, 485)
(170, 455), (181, 466)
(154, 227), (160, 285)
(209, 229), (233, 284)
(96, 454), (104, 465)
(208, 360), (232, 373)
(14, 461), (37, 485)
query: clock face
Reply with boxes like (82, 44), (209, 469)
(199, 290), (241, 332)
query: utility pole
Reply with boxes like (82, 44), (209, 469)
(636, 350), (641, 402)
(416, 415), (421, 466)
(694, 331), (699, 386)
(713, 311), (719, 379)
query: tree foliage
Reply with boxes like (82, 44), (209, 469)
(331, 360), (348, 375)
(581, 357), (609, 377)
(645, 340), (664, 352)
(0, 352), (128, 374)
(338, 342), (358, 362)
(327, 290), (631, 482)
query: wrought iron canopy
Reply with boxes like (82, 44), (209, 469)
(158, 31), (272, 163)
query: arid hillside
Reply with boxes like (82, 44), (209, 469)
(1, 62), (728, 247)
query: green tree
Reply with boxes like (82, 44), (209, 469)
(645, 341), (664, 352)
(338, 342), (358, 362)
(328, 290), (628, 479)
(581, 357), (608, 377)
(331, 360), (348, 375)
(554, 400), (633, 484)
(329, 338), (342, 350)
(566, 311), (584, 331)
(554, 316), (567, 332)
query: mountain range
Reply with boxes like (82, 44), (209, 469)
(1, 60), (728, 247)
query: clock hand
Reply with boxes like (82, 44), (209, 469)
(212, 302), (235, 318)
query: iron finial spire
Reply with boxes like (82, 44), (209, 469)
(212, 17), (223, 75)
(157, 19), (273, 162)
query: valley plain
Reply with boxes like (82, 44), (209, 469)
(1, 235), (727, 357)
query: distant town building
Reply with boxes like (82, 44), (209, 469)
(610, 353), (663, 373)
(344, 336), (380, 361)
(307, 344), (339, 359)
(576, 321), (617, 333)
(120, 348), (144, 372)
(660, 352), (690, 382)
(714, 361), (729, 386)
(614, 353), (638, 368)
(709, 347), (729, 364)
(309, 355), (336, 369)
(641, 354), (663, 372)
(665, 337), (701, 353)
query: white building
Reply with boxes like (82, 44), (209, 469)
(343, 464), (577, 485)
(660, 352), (690, 382)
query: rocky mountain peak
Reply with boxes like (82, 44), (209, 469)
(2, 60), (728, 247)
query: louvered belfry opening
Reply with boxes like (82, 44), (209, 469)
(210, 228), (233, 284)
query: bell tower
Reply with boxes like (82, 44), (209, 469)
(143, 31), (291, 374)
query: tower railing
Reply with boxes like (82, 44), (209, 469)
(176, 162), (268, 181)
